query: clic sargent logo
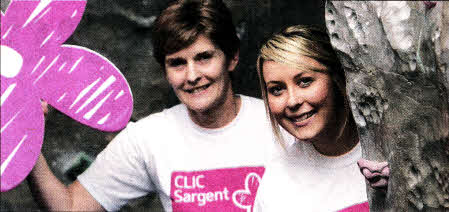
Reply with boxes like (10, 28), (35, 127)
(173, 174), (231, 206)
(170, 167), (264, 211)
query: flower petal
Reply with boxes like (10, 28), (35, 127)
(2, 0), (86, 52)
(34, 45), (133, 132)
(1, 78), (44, 192)
(1, 0), (40, 29)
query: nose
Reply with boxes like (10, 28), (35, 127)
(186, 62), (201, 85)
(286, 87), (302, 111)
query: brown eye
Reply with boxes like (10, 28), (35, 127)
(268, 85), (284, 96)
(297, 77), (313, 88)
(167, 58), (186, 68)
(195, 52), (213, 61)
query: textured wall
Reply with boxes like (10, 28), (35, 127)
(1, 0), (325, 211)
(325, 1), (449, 211)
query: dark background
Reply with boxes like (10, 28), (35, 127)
(1, 0), (325, 211)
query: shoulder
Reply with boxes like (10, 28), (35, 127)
(114, 104), (187, 147)
(130, 104), (186, 131)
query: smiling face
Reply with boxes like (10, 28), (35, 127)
(165, 35), (238, 113)
(263, 57), (337, 143)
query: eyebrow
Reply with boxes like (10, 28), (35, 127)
(293, 72), (307, 82)
(266, 71), (307, 85)
(165, 50), (216, 63)
(310, 67), (327, 73)
(266, 80), (283, 86)
(194, 50), (215, 60)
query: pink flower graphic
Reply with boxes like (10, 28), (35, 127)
(1, 0), (133, 192)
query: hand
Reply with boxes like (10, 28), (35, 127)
(423, 1), (437, 9)
(41, 100), (49, 119)
(357, 159), (389, 192)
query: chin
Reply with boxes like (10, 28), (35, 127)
(186, 103), (209, 112)
(292, 133), (315, 142)
(187, 99), (215, 113)
(284, 124), (320, 142)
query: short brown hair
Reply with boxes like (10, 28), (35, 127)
(257, 25), (355, 148)
(152, 0), (240, 66)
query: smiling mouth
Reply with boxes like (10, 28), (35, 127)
(288, 110), (316, 124)
(185, 84), (211, 94)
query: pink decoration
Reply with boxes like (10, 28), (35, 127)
(170, 167), (264, 211)
(1, 0), (133, 192)
(338, 202), (369, 212)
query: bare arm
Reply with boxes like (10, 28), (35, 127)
(27, 154), (104, 211)
(26, 101), (104, 211)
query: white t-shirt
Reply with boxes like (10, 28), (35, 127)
(78, 95), (277, 212)
(254, 139), (368, 212)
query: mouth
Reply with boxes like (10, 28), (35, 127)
(184, 84), (211, 94)
(287, 110), (316, 126)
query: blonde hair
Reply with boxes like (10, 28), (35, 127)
(256, 25), (354, 148)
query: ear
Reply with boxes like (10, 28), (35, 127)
(227, 49), (239, 72)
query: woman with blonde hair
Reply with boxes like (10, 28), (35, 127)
(254, 25), (372, 211)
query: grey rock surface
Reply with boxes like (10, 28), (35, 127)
(1, 0), (325, 211)
(325, 1), (449, 211)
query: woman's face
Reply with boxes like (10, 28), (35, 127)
(263, 57), (337, 143)
(164, 35), (238, 113)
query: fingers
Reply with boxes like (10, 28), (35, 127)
(423, 1), (437, 9)
(357, 159), (388, 173)
(41, 100), (48, 118)
(357, 159), (390, 191)
(370, 177), (388, 189)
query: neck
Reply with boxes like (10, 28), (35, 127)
(312, 119), (359, 157)
(188, 90), (241, 129)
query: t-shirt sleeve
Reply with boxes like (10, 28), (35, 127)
(77, 122), (154, 211)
